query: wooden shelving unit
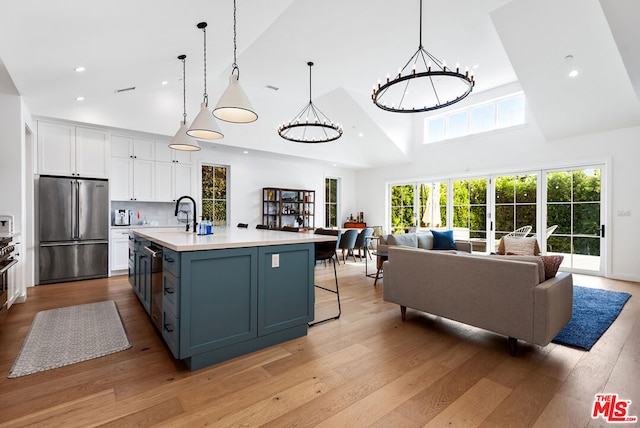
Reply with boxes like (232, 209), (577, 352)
(262, 187), (315, 230)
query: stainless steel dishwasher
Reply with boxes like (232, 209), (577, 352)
(143, 243), (163, 332)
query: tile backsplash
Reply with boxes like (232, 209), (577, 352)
(111, 201), (186, 226)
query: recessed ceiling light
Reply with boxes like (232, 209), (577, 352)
(568, 69), (579, 78)
(161, 81), (168, 86)
(76, 96), (85, 101)
(472, 64), (479, 70)
(332, 164), (337, 167)
(358, 132), (364, 137)
(243, 150), (249, 154)
(74, 66), (86, 73)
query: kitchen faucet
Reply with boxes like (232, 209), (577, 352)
(175, 196), (197, 232)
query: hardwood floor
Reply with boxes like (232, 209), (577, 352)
(0, 262), (638, 427)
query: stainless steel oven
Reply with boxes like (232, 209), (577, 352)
(0, 236), (18, 324)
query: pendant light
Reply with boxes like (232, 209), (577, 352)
(277, 61), (343, 143)
(169, 55), (201, 151)
(213, 0), (258, 123)
(187, 22), (224, 140)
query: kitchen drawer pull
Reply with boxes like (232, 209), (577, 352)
(164, 287), (175, 294)
(164, 256), (175, 263)
(164, 323), (174, 333)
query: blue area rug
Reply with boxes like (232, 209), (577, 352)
(552, 286), (631, 351)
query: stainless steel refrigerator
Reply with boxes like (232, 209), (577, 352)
(38, 176), (109, 284)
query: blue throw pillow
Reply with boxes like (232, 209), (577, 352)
(431, 229), (456, 250)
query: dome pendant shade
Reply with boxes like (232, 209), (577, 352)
(169, 121), (201, 151)
(187, 102), (224, 140)
(213, 74), (258, 123)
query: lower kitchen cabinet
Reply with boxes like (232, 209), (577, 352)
(128, 234), (151, 315)
(110, 228), (130, 273)
(137, 242), (314, 370)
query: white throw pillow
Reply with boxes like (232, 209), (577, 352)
(502, 236), (537, 256)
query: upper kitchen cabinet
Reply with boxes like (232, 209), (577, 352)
(111, 136), (155, 161)
(110, 136), (154, 201)
(155, 141), (193, 165)
(37, 122), (110, 178)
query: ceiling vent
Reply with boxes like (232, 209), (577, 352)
(114, 86), (136, 94)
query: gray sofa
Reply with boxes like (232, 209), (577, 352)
(377, 232), (472, 253)
(382, 246), (573, 354)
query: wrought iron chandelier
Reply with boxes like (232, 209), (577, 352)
(169, 55), (201, 151)
(278, 61), (343, 143)
(372, 0), (475, 113)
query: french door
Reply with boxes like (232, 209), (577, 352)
(388, 164), (605, 274)
(545, 167), (603, 274)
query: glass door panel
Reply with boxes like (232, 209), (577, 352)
(546, 168), (602, 273)
(390, 184), (415, 234)
(418, 182), (447, 229)
(453, 178), (488, 252)
(493, 174), (537, 252)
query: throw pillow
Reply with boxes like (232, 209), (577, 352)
(431, 229), (456, 250)
(540, 255), (564, 279)
(502, 236), (538, 256)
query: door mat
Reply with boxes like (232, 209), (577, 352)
(8, 300), (131, 378)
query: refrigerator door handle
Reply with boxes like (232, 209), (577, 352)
(70, 179), (78, 240)
(75, 180), (81, 240)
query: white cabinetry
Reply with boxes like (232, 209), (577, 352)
(154, 141), (194, 202)
(37, 122), (109, 178)
(110, 136), (155, 201)
(110, 228), (131, 274)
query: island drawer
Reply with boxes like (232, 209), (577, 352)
(163, 248), (180, 277)
(162, 271), (180, 316)
(162, 307), (180, 359)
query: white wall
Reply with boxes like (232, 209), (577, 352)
(193, 148), (357, 229)
(0, 92), (33, 299)
(355, 120), (640, 282)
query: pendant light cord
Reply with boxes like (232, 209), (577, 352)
(181, 56), (187, 125)
(200, 23), (209, 105)
(308, 62), (313, 103)
(418, 0), (423, 49)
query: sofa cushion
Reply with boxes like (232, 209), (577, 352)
(490, 254), (546, 283)
(387, 233), (418, 248)
(502, 236), (538, 255)
(416, 233), (433, 250)
(541, 255), (564, 279)
(431, 229), (456, 250)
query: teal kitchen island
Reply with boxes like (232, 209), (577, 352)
(131, 227), (335, 371)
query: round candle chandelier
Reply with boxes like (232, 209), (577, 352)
(372, 0), (475, 113)
(278, 61), (343, 143)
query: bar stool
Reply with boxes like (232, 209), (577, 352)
(309, 229), (342, 326)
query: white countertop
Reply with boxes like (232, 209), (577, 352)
(133, 227), (337, 252)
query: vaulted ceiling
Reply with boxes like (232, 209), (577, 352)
(1, 0), (638, 169)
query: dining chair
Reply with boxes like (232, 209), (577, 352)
(237, 223), (248, 228)
(282, 226), (300, 232)
(354, 227), (374, 261)
(255, 224), (269, 229)
(337, 229), (358, 263)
